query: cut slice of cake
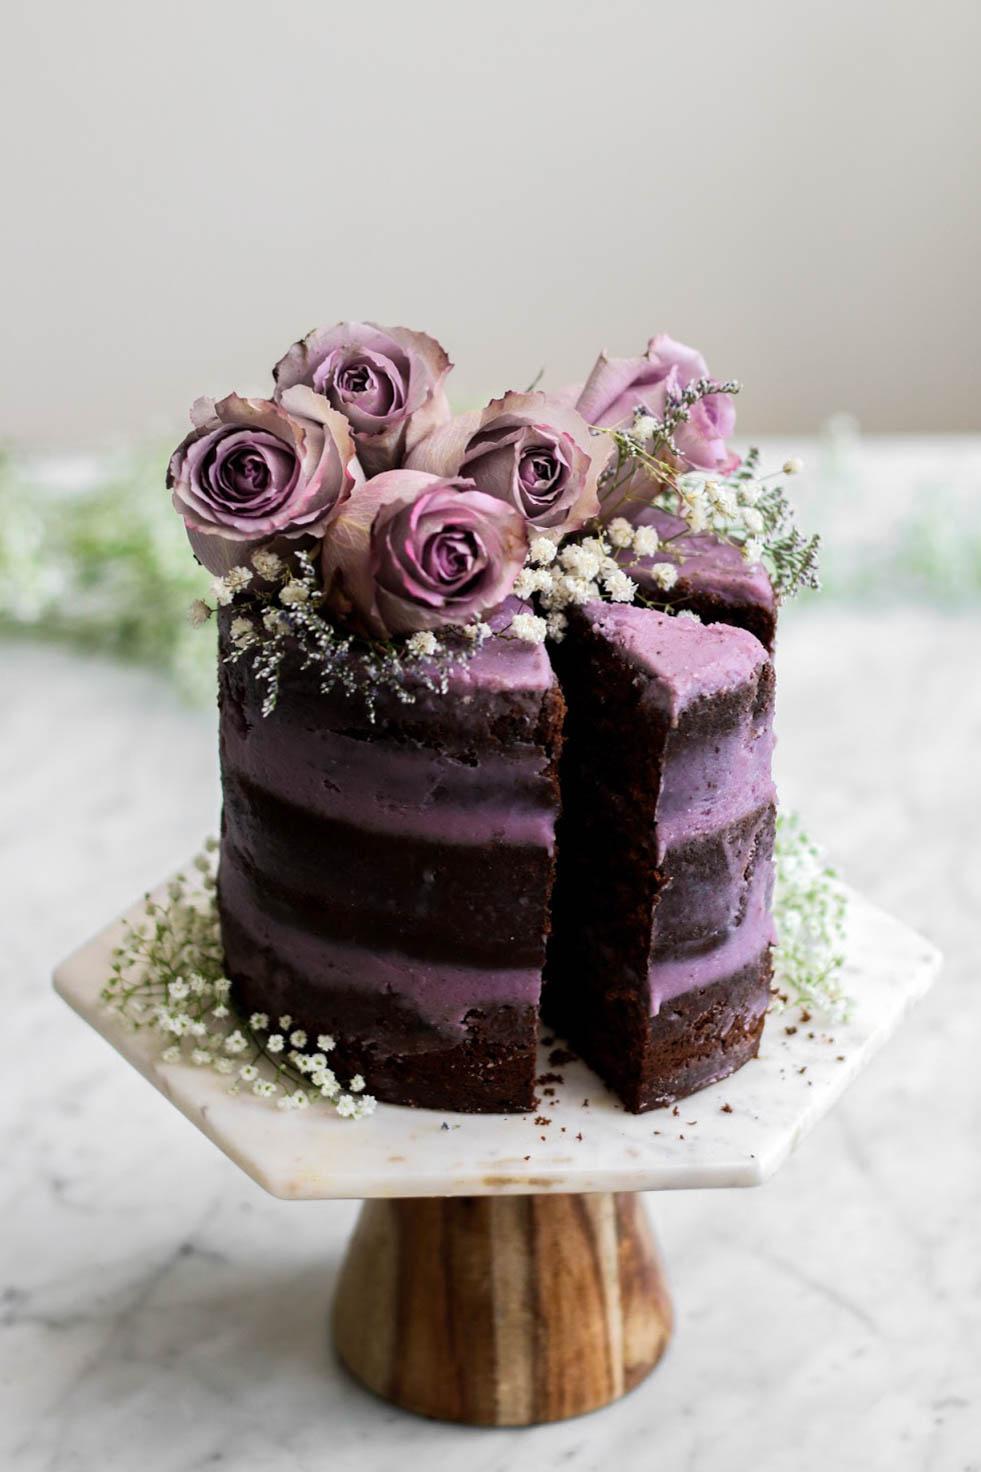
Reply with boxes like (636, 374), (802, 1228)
(217, 611), (564, 1112)
(544, 603), (776, 1111)
(619, 508), (778, 651)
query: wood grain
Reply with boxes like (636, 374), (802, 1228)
(332, 1192), (672, 1425)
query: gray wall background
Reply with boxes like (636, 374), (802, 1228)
(4, 0), (979, 448)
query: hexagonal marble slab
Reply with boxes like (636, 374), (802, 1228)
(53, 872), (940, 1199)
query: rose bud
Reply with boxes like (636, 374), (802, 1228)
(576, 333), (738, 473)
(168, 386), (358, 575)
(322, 470), (527, 639)
(273, 321), (452, 475)
(406, 390), (604, 535)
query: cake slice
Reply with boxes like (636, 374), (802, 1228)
(545, 604), (775, 1111)
(619, 508), (777, 650)
(217, 612), (564, 1112)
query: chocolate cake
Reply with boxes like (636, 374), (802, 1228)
(217, 611), (564, 1112)
(164, 317), (811, 1118)
(544, 605), (776, 1110)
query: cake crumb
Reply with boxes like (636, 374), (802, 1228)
(549, 1047), (577, 1067)
(672, 1105), (680, 1117)
(576, 1132), (583, 1142)
(534, 1115), (551, 1127)
(721, 1103), (733, 1114)
(537, 1071), (563, 1086)
(800, 1008), (812, 1023)
(785, 1025), (798, 1036)
(582, 1098), (590, 1108)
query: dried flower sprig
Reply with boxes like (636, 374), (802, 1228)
(772, 811), (849, 1019)
(595, 385), (820, 599)
(100, 842), (377, 1117)
(195, 547), (489, 718)
(507, 523), (697, 643)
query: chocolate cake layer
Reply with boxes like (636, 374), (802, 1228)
(544, 603), (776, 1111)
(217, 609), (564, 1112)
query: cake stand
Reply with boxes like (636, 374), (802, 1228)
(53, 874), (940, 1426)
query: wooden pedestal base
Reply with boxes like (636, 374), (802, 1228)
(332, 1192), (672, 1425)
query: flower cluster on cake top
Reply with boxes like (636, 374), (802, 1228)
(169, 321), (818, 712)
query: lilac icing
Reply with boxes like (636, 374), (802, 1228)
(584, 603), (768, 715)
(220, 859), (542, 1036)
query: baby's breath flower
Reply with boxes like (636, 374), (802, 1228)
(161, 1045), (181, 1064)
(223, 1030), (248, 1055)
(211, 576), (235, 607)
(349, 1074), (366, 1093)
(214, 1058), (235, 1075)
(546, 611), (568, 640)
(279, 581), (309, 607)
(510, 611), (548, 644)
(783, 457), (804, 475)
(406, 631), (438, 658)
(251, 548), (285, 579)
(169, 978), (190, 1001)
(266, 1034), (285, 1054)
(188, 599), (212, 628)
(336, 1094), (358, 1119)
(603, 569), (636, 603)
(238, 1064), (259, 1082)
(229, 616), (255, 649)
(742, 538), (765, 565)
(226, 566), (254, 592)
(649, 563), (679, 591)
(253, 1079), (278, 1098)
(607, 517), (635, 550)
(675, 609), (702, 623)
(211, 1003), (229, 1020)
(631, 413), (659, 443)
(191, 1049), (213, 1067)
(632, 525), (660, 558)
(528, 535), (558, 565)
(249, 1012), (269, 1031)
(289, 1029), (308, 1049)
(741, 506), (764, 534)
(317, 1034), (336, 1052)
(278, 1015), (292, 1029)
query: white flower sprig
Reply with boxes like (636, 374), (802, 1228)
(508, 525), (696, 642)
(772, 812), (849, 1019)
(100, 842), (377, 1118)
(194, 547), (491, 719)
(599, 404), (820, 598)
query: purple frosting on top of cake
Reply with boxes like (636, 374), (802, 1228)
(619, 508), (776, 640)
(583, 603), (768, 716)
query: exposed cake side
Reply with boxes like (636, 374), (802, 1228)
(544, 603), (776, 1111)
(217, 612), (564, 1112)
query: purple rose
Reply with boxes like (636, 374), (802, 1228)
(576, 333), (738, 472)
(168, 386), (358, 575)
(405, 391), (605, 533)
(273, 321), (452, 475)
(322, 470), (527, 638)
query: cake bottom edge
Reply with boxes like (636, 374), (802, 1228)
(543, 951), (772, 1114)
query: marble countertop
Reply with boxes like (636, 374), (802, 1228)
(3, 601), (979, 1471)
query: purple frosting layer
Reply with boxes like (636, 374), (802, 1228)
(217, 613), (563, 1036)
(219, 861), (542, 1043)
